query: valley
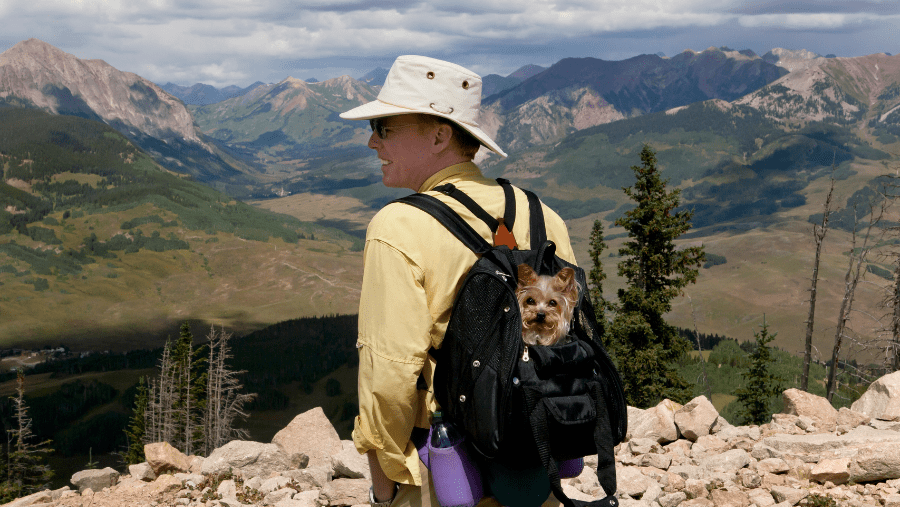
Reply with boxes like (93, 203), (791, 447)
(1, 38), (900, 415)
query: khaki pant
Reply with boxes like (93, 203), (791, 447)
(390, 460), (562, 507)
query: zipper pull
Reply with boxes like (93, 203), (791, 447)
(495, 270), (509, 282)
(522, 345), (530, 362)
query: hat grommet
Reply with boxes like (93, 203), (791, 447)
(462, 80), (469, 89)
(426, 71), (435, 79)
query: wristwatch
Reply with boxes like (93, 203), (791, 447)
(369, 484), (399, 507)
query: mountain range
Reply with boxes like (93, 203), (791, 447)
(160, 81), (267, 106)
(2, 38), (900, 358)
(0, 39), (258, 192)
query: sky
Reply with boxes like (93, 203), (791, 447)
(1, 0), (898, 88)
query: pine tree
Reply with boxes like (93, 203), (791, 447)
(734, 318), (783, 425)
(171, 322), (206, 456)
(144, 323), (207, 455)
(588, 219), (609, 328)
(607, 145), (705, 408)
(123, 376), (148, 465)
(1, 370), (54, 501)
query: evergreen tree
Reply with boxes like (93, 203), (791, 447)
(607, 145), (705, 408)
(171, 322), (207, 456)
(1, 370), (54, 502)
(734, 318), (783, 425)
(588, 219), (610, 328)
(123, 376), (148, 465)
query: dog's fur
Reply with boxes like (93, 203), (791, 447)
(516, 264), (579, 346)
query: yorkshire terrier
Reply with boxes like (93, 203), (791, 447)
(516, 264), (580, 346)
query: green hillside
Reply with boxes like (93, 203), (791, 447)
(484, 100), (892, 225)
(0, 108), (364, 348)
(190, 77), (379, 195)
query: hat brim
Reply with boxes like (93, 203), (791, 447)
(340, 100), (507, 158)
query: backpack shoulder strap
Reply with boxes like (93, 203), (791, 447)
(433, 178), (518, 232)
(392, 193), (492, 255)
(392, 180), (550, 253)
(522, 187), (547, 249)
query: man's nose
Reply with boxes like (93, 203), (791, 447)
(367, 131), (379, 149)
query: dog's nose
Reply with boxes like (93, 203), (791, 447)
(536, 312), (545, 322)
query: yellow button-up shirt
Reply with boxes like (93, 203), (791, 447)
(353, 162), (576, 485)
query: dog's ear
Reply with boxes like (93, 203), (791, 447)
(517, 264), (537, 285)
(552, 267), (577, 295)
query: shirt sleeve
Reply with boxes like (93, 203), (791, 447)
(353, 236), (432, 485)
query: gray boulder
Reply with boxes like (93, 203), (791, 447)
(701, 449), (751, 472)
(320, 477), (370, 506)
(332, 440), (369, 480)
(629, 400), (681, 443)
(70, 467), (119, 493)
(848, 443), (900, 483)
(201, 440), (293, 478)
(127, 462), (156, 482)
(273, 407), (342, 470)
(144, 441), (192, 474)
(781, 388), (838, 431)
(674, 396), (719, 441)
(851, 370), (900, 421)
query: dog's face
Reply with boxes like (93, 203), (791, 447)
(516, 264), (579, 346)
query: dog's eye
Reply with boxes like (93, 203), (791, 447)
(549, 300), (557, 307)
(526, 297), (535, 305)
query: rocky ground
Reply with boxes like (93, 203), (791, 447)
(6, 371), (900, 507)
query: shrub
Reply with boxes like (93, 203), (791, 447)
(703, 253), (727, 269)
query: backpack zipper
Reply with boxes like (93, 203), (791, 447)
(522, 345), (530, 362)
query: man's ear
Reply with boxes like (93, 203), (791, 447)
(431, 122), (454, 154)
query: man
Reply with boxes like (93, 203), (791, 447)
(340, 55), (577, 507)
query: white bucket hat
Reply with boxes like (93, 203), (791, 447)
(340, 55), (507, 158)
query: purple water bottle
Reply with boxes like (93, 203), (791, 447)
(559, 458), (584, 478)
(428, 411), (483, 507)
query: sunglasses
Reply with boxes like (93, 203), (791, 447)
(369, 118), (421, 139)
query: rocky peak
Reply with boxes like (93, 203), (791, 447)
(762, 47), (826, 73)
(0, 38), (205, 147)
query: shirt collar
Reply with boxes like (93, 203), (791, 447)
(418, 162), (482, 193)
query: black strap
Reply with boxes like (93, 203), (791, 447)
(434, 183), (500, 234)
(394, 180), (547, 257)
(433, 178), (519, 235)
(394, 193), (492, 255)
(523, 187), (547, 249)
(498, 178), (517, 232)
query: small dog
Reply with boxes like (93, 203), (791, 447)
(516, 264), (579, 346)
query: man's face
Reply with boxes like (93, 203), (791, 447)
(367, 115), (436, 191)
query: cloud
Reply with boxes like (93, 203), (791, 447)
(1, 0), (897, 87)
(738, 12), (898, 30)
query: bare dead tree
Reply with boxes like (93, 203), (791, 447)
(201, 326), (255, 455)
(145, 340), (177, 446)
(688, 295), (712, 401)
(891, 263), (900, 371)
(3, 370), (53, 497)
(803, 167), (836, 391)
(826, 199), (884, 402)
(800, 168), (834, 391)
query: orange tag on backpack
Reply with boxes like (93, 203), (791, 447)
(493, 218), (517, 249)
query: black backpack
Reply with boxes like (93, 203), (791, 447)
(395, 179), (627, 507)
